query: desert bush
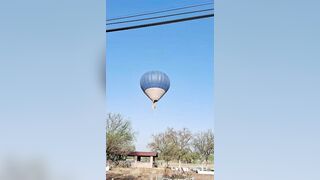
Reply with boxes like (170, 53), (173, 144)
(110, 160), (131, 168)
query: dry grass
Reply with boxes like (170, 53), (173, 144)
(106, 167), (214, 180)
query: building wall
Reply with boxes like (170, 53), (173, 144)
(131, 155), (154, 168)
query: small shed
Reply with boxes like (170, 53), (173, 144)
(127, 151), (158, 168)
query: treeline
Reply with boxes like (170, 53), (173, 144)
(106, 113), (214, 167)
(149, 128), (214, 167)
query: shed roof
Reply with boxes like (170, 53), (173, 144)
(127, 151), (158, 157)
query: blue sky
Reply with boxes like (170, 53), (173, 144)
(106, 0), (214, 151)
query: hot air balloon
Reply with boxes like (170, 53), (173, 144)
(140, 71), (170, 109)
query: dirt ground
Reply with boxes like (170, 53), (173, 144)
(106, 168), (214, 180)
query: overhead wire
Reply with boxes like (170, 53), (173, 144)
(106, 8), (214, 26)
(106, 13), (214, 33)
(106, 2), (214, 33)
(106, 2), (213, 22)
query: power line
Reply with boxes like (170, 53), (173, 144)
(106, 8), (213, 26)
(106, 2), (213, 22)
(106, 13), (214, 33)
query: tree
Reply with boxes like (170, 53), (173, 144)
(106, 113), (135, 162)
(182, 151), (200, 164)
(149, 128), (193, 168)
(174, 128), (192, 168)
(192, 129), (214, 167)
(148, 128), (177, 167)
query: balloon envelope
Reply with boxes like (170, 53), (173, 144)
(140, 71), (170, 108)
